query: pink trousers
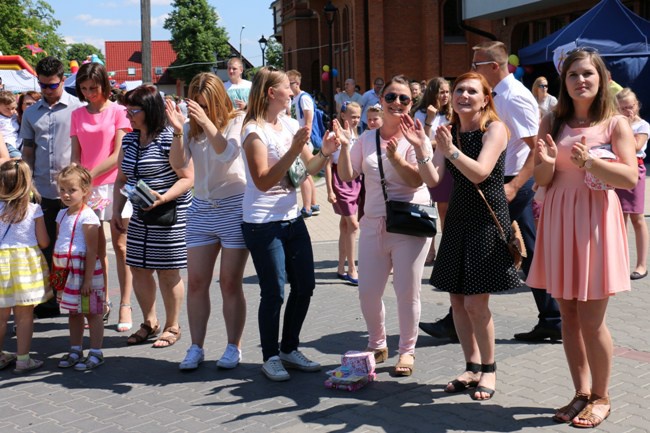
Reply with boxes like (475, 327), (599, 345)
(358, 216), (431, 355)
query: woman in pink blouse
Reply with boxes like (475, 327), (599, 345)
(70, 62), (133, 331)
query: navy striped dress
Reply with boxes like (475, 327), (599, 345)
(121, 127), (191, 269)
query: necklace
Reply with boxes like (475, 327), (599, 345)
(575, 118), (590, 126)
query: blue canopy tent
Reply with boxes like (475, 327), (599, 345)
(518, 0), (650, 117)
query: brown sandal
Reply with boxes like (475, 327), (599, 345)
(393, 353), (415, 377)
(553, 391), (590, 423)
(153, 326), (181, 348)
(571, 396), (611, 428)
(365, 347), (388, 364)
(126, 322), (160, 345)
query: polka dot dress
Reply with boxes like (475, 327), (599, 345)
(430, 125), (521, 295)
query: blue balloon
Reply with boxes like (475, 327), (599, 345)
(514, 66), (524, 80)
(331, 68), (338, 78)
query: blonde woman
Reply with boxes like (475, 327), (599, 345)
(532, 76), (557, 117)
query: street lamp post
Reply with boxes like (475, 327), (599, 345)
(324, 1), (338, 126)
(258, 35), (268, 67)
(239, 25), (245, 57)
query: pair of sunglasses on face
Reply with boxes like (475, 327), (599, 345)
(383, 92), (411, 106)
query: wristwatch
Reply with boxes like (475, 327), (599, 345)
(448, 150), (460, 161)
(584, 156), (594, 169)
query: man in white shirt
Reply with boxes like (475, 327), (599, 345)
(224, 57), (252, 110)
(335, 78), (363, 113)
(360, 77), (384, 131)
(287, 69), (320, 218)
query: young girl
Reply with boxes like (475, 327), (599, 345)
(55, 164), (106, 371)
(366, 104), (383, 130)
(0, 160), (49, 374)
(325, 101), (362, 285)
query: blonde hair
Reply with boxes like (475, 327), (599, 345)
(472, 41), (508, 66)
(532, 76), (549, 100)
(0, 160), (40, 224)
(57, 164), (92, 196)
(187, 72), (237, 140)
(244, 67), (288, 126)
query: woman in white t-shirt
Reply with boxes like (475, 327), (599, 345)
(240, 67), (339, 382)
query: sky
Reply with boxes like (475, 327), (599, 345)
(46, 0), (276, 66)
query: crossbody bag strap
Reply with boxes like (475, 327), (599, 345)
(1, 224), (11, 242)
(455, 126), (507, 241)
(61, 204), (84, 269)
(375, 129), (390, 203)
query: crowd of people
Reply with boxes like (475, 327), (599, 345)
(0, 43), (644, 427)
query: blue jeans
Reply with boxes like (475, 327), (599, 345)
(242, 217), (316, 361)
(508, 177), (561, 331)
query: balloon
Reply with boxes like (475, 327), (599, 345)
(508, 63), (516, 74)
(524, 65), (534, 74)
(323, 65), (330, 72)
(331, 68), (338, 78)
(514, 66), (525, 80)
(322, 72), (330, 81)
(508, 54), (519, 67)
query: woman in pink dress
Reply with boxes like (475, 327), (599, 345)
(527, 48), (637, 428)
(71, 62), (133, 331)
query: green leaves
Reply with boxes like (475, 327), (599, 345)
(163, 0), (230, 84)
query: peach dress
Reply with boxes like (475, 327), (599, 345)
(527, 115), (631, 301)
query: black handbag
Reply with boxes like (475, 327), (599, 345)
(139, 200), (177, 226)
(375, 130), (437, 238)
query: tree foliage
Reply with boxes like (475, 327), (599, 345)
(265, 37), (284, 70)
(0, 0), (66, 68)
(67, 43), (105, 65)
(164, 0), (231, 84)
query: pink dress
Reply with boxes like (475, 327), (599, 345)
(527, 115), (631, 301)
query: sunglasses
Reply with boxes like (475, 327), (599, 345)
(126, 108), (143, 117)
(383, 93), (411, 106)
(38, 81), (63, 90)
(538, 84), (548, 88)
(471, 61), (496, 70)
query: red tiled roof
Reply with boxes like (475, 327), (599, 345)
(105, 40), (178, 84)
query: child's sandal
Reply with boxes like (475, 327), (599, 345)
(0, 351), (17, 370)
(74, 351), (104, 371)
(58, 349), (83, 368)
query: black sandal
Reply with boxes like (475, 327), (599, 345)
(126, 322), (160, 345)
(445, 362), (481, 393)
(472, 362), (497, 400)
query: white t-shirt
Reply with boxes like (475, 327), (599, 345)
(0, 114), (19, 147)
(242, 116), (301, 223)
(0, 202), (43, 248)
(632, 118), (650, 158)
(291, 91), (314, 128)
(54, 206), (100, 255)
(350, 129), (431, 218)
(185, 112), (246, 200)
(224, 80), (252, 106)
(414, 111), (450, 139)
(493, 74), (539, 176)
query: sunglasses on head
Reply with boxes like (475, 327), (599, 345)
(38, 81), (62, 90)
(383, 92), (411, 106)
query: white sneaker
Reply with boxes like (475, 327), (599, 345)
(216, 344), (241, 369)
(262, 356), (290, 381)
(179, 344), (204, 370)
(279, 350), (321, 372)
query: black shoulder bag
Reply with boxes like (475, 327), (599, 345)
(375, 130), (437, 238)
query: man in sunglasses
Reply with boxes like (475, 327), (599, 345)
(20, 56), (83, 317)
(420, 41), (562, 344)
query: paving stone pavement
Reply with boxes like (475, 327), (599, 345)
(1, 179), (649, 432)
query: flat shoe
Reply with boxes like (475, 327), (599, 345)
(336, 273), (348, 280)
(153, 326), (181, 348)
(630, 271), (647, 280)
(345, 274), (359, 286)
(13, 358), (44, 374)
(571, 396), (611, 428)
(0, 351), (17, 370)
(553, 391), (590, 423)
(127, 322), (160, 345)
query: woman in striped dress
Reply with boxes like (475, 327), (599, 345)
(111, 85), (194, 348)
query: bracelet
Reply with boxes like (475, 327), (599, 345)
(416, 155), (432, 165)
(172, 131), (183, 138)
(424, 122), (433, 127)
(318, 149), (330, 159)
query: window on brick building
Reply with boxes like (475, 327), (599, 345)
(443, 0), (466, 43)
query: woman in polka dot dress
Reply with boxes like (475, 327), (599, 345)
(415, 72), (520, 401)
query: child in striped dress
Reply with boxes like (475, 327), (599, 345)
(0, 160), (49, 374)
(54, 164), (106, 371)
